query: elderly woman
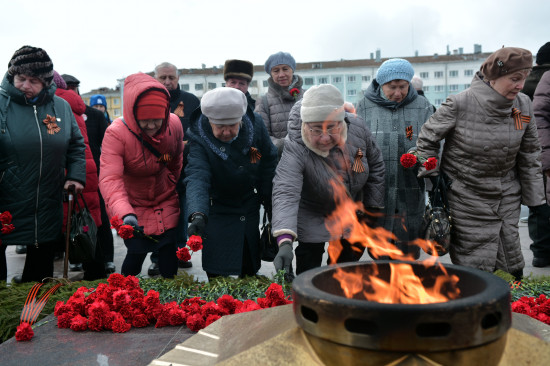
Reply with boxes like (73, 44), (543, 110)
(415, 47), (545, 280)
(255, 51), (304, 158)
(0, 46), (86, 282)
(355, 58), (434, 259)
(99, 72), (183, 278)
(185, 87), (277, 280)
(272, 84), (385, 276)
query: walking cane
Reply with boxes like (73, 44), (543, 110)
(63, 185), (75, 279)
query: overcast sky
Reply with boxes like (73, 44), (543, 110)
(1, 0), (548, 94)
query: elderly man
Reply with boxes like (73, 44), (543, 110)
(356, 58), (434, 259)
(223, 59), (257, 109)
(148, 62), (200, 275)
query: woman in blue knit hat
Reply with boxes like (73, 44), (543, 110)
(255, 51), (304, 159)
(355, 58), (434, 259)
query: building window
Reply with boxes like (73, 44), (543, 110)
(318, 77), (328, 84)
(207, 82), (216, 90)
(449, 70), (458, 77)
(464, 83), (471, 88)
(434, 85), (444, 92)
(434, 71), (444, 78)
(449, 84), (459, 92)
(221, 83), (226, 87)
(250, 80), (257, 87)
(113, 98), (120, 105)
(435, 99), (444, 105)
(182, 84), (190, 91)
(195, 83), (203, 90)
(423, 86), (429, 92)
(419, 72), (429, 79)
(333, 76), (342, 83)
(114, 109), (120, 115)
(464, 69), (474, 77)
(347, 76), (356, 82)
(304, 77), (314, 85)
(362, 75), (371, 82)
(263, 80), (268, 87)
(347, 89), (357, 96)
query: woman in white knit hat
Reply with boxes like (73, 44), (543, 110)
(271, 84), (385, 276)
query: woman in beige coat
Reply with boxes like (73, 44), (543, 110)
(415, 47), (546, 280)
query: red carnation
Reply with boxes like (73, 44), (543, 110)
(117, 225), (134, 240)
(205, 314), (221, 327)
(108, 273), (126, 288)
(15, 322), (34, 341)
(110, 215), (124, 230)
(132, 313), (150, 328)
(70, 315), (88, 331)
(88, 316), (103, 331)
(217, 294), (237, 314)
(57, 312), (74, 329)
(176, 247), (191, 262)
(400, 153), (417, 168)
(111, 314), (131, 333)
(0, 211), (12, 225)
(290, 88), (300, 98)
(423, 157), (438, 171)
(187, 235), (203, 252)
(186, 313), (206, 332)
(1, 223), (15, 234)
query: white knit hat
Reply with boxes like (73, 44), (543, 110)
(201, 87), (247, 125)
(301, 84), (345, 123)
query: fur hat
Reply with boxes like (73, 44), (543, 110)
(264, 51), (296, 74)
(53, 71), (67, 89)
(376, 58), (414, 85)
(61, 74), (80, 87)
(135, 90), (169, 120)
(201, 87), (247, 125)
(301, 84), (345, 123)
(480, 47), (533, 80)
(536, 42), (550, 65)
(224, 59), (253, 82)
(90, 94), (107, 108)
(8, 45), (54, 86)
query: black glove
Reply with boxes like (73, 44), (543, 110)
(188, 213), (207, 237)
(123, 215), (138, 227)
(356, 208), (384, 228)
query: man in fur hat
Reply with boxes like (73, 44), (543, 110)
(224, 59), (257, 110)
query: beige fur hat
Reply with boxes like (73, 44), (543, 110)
(201, 87), (247, 125)
(301, 84), (345, 123)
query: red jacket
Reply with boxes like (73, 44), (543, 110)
(99, 73), (183, 236)
(56, 88), (102, 227)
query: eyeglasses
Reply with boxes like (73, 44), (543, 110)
(308, 124), (341, 137)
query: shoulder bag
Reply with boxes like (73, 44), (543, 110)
(69, 193), (98, 263)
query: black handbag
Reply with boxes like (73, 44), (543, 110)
(260, 211), (278, 262)
(421, 174), (452, 256)
(69, 194), (98, 263)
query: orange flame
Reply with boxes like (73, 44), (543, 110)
(325, 180), (460, 304)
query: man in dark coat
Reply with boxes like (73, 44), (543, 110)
(521, 42), (550, 267)
(149, 62), (200, 274)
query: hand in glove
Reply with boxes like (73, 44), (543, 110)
(123, 214), (138, 227)
(188, 213), (207, 237)
(274, 241), (294, 274)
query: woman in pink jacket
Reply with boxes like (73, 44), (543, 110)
(99, 73), (183, 278)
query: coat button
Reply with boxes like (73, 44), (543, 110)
(220, 147), (225, 152)
(238, 166), (243, 169)
(502, 147), (508, 153)
(483, 146), (489, 151)
(240, 216), (245, 221)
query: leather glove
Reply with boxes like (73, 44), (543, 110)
(188, 213), (207, 237)
(274, 241), (294, 274)
(356, 208), (384, 228)
(123, 214), (138, 227)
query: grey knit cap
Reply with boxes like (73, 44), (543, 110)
(8, 45), (54, 86)
(264, 51), (296, 74)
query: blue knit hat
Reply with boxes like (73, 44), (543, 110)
(264, 51), (296, 74)
(376, 58), (414, 85)
(90, 94), (107, 108)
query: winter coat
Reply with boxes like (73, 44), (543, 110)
(99, 73), (183, 238)
(84, 105), (109, 173)
(272, 101), (385, 243)
(56, 88), (101, 227)
(355, 80), (434, 242)
(185, 108), (277, 276)
(0, 73), (86, 246)
(255, 75), (304, 155)
(534, 71), (550, 200)
(415, 72), (545, 273)
(169, 84), (200, 134)
(523, 64), (550, 100)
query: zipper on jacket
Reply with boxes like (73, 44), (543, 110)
(33, 105), (43, 247)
